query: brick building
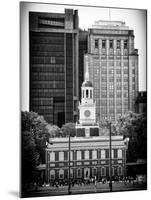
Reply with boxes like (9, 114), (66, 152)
(45, 69), (127, 182)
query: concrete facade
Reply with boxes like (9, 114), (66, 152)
(85, 20), (138, 123)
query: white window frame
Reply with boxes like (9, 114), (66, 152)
(69, 151), (73, 161)
(59, 169), (64, 179)
(112, 167), (114, 176)
(92, 168), (97, 177)
(70, 168), (73, 179)
(77, 151), (81, 160)
(59, 151), (64, 161)
(50, 170), (55, 180)
(77, 168), (82, 178)
(101, 150), (106, 159)
(101, 167), (106, 176)
(50, 152), (55, 161)
(92, 150), (97, 159)
(112, 149), (114, 159)
(85, 150), (89, 160)
(118, 166), (122, 176)
(118, 149), (122, 158)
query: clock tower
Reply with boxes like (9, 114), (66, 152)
(79, 67), (96, 125)
(76, 60), (99, 137)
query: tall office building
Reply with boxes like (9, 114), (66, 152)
(29, 9), (79, 127)
(85, 20), (138, 122)
(79, 30), (88, 100)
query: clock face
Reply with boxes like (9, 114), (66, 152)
(84, 110), (91, 117)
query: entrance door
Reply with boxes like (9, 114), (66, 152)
(84, 168), (90, 179)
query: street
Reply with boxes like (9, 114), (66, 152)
(23, 181), (147, 197)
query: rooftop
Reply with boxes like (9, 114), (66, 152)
(91, 20), (131, 30)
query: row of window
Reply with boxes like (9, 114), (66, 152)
(49, 149), (123, 162)
(95, 39), (128, 49)
(49, 166), (123, 179)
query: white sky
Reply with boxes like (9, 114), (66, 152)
(21, 2), (147, 111)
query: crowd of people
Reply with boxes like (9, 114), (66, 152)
(31, 175), (137, 190)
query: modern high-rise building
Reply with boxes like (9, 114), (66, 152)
(79, 30), (88, 100)
(85, 20), (138, 122)
(29, 9), (79, 127)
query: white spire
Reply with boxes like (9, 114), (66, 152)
(85, 58), (89, 81)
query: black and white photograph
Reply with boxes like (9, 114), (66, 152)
(20, 1), (147, 198)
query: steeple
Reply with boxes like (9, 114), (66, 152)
(85, 61), (89, 81)
(82, 57), (93, 87)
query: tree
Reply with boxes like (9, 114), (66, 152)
(115, 111), (147, 162)
(21, 130), (39, 184)
(21, 111), (49, 163)
(60, 123), (76, 137)
(46, 124), (60, 138)
(21, 111), (50, 187)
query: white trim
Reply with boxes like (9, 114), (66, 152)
(101, 167), (106, 176)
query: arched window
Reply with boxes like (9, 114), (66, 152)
(101, 167), (106, 176)
(90, 90), (92, 98)
(50, 170), (55, 180)
(59, 169), (64, 179)
(86, 89), (88, 98)
(112, 167), (114, 176)
(118, 166), (122, 176)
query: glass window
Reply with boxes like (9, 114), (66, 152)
(92, 168), (97, 177)
(85, 150), (89, 160)
(118, 149), (122, 158)
(86, 89), (88, 98)
(68, 151), (73, 161)
(109, 40), (113, 48)
(77, 168), (82, 177)
(70, 169), (73, 179)
(118, 166), (122, 176)
(77, 151), (81, 160)
(101, 150), (106, 159)
(50, 170), (55, 180)
(124, 40), (128, 49)
(101, 167), (106, 176)
(117, 40), (120, 49)
(102, 40), (106, 48)
(132, 69), (135, 74)
(112, 167), (114, 176)
(59, 169), (64, 179)
(50, 152), (55, 161)
(112, 149), (114, 158)
(95, 39), (99, 48)
(92, 150), (97, 159)
(59, 151), (64, 161)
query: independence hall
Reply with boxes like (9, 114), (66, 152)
(29, 9), (138, 182)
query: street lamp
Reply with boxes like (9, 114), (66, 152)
(105, 117), (112, 192)
(124, 137), (130, 179)
(109, 121), (112, 192)
(68, 133), (71, 195)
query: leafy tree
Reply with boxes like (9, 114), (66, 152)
(60, 123), (76, 137)
(46, 124), (60, 138)
(115, 111), (147, 162)
(21, 111), (50, 187)
(21, 111), (49, 163)
(21, 130), (39, 184)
